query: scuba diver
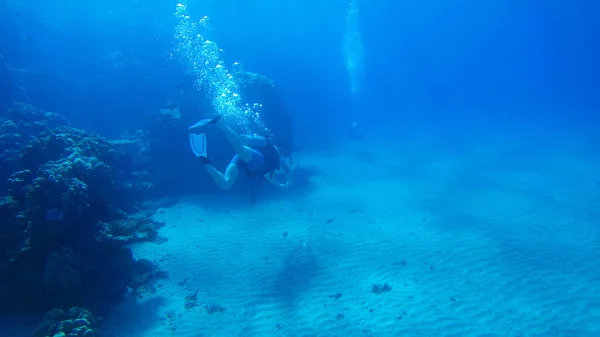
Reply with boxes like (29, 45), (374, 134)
(349, 121), (364, 141)
(188, 115), (293, 202)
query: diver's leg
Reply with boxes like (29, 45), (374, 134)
(216, 119), (253, 162)
(204, 163), (239, 190)
(239, 134), (269, 148)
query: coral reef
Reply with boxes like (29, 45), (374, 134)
(144, 103), (203, 195)
(94, 210), (166, 247)
(0, 103), (69, 189)
(108, 136), (154, 209)
(31, 307), (99, 337)
(128, 258), (169, 298)
(0, 103), (164, 316)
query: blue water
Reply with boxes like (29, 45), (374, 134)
(4, 1), (599, 139)
(1, 0), (599, 336)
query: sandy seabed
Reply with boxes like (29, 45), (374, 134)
(103, 138), (600, 337)
(8, 137), (600, 337)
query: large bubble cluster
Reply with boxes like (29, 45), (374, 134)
(343, 0), (363, 94)
(173, 1), (268, 135)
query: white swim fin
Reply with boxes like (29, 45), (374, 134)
(188, 118), (214, 134)
(189, 132), (207, 158)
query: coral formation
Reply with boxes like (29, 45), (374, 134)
(0, 103), (69, 189)
(31, 307), (99, 337)
(0, 103), (164, 316)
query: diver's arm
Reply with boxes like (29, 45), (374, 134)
(265, 173), (287, 188)
(265, 170), (293, 188)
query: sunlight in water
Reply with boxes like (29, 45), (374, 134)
(343, 0), (363, 94)
(172, 1), (268, 134)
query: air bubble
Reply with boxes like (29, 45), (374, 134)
(173, 3), (270, 135)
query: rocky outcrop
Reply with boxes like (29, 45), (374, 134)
(235, 71), (294, 153)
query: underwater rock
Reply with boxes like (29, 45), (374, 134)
(235, 71), (294, 152)
(145, 105), (194, 185)
(148, 106), (184, 131)
(144, 101), (212, 195)
(108, 136), (154, 210)
(109, 135), (150, 168)
(180, 71), (294, 151)
(176, 71), (294, 140)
